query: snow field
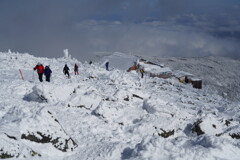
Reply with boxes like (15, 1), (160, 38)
(0, 51), (240, 160)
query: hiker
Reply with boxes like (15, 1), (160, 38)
(105, 61), (109, 71)
(74, 63), (79, 75)
(44, 65), (52, 82)
(63, 64), (70, 78)
(89, 60), (92, 65)
(140, 67), (144, 78)
(33, 62), (44, 82)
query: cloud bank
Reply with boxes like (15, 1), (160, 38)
(73, 20), (240, 59)
(0, 0), (239, 61)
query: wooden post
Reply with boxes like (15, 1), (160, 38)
(19, 69), (24, 80)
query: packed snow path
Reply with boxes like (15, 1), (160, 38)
(0, 52), (240, 160)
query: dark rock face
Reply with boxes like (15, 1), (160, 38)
(20, 110), (78, 152)
(158, 129), (174, 138)
(4, 133), (17, 140)
(229, 133), (240, 139)
(154, 126), (175, 138)
(124, 96), (130, 101)
(67, 104), (92, 110)
(192, 120), (205, 136)
(21, 132), (52, 143)
(225, 119), (233, 126)
(0, 151), (14, 159)
(132, 94), (143, 100)
(30, 150), (41, 157)
(0, 147), (41, 159)
(21, 132), (77, 152)
(0, 133), (41, 159)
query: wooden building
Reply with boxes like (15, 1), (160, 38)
(127, 59), (172, 79)
(174, 71), (202, 89)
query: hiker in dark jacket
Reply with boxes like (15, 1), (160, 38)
(63, 64), (70, 78)
(140, 67), (144, 78)
(34, 62), (44, 82)
(105, 62), (109, 71)
(74, 64), (79, 75)
(44, 65), (52, 82)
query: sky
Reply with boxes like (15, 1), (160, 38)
(0, 0), (240, 61)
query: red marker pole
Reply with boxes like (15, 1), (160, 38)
(19, 69), (24, 80)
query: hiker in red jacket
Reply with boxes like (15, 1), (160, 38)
(34, 62), (44, 82)
(74, 64), (79, 75)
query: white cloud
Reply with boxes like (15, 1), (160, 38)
(73, 19), (240, 59)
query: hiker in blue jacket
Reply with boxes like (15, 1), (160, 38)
(105, 62), (109, 71)
(44, 65), (52, 82)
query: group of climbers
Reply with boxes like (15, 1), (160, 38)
(62, 63), (79, 78)
(33, 63), (52, 82)
(33, 60), (144, 82)
(33, 63), (79, 82)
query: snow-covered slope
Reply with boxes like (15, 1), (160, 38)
(0, 51), (240, 160)
(98, 52), (137, 71)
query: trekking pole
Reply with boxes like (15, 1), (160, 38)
(19, 69), (24, 80)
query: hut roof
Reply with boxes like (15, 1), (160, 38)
(174, 71), (194, 78)
(138, 62), (172, 74)
(188, 77), (202, 81)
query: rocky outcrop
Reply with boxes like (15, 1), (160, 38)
(229, 133), (240, 139)
(192, 120), (205, 136)
(158, 129), (175, 138)
(21, 132), (77, 152)
(20, 110), (78, 152)
(0, 151), (14, 159)
(0, 133), (41, 159)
